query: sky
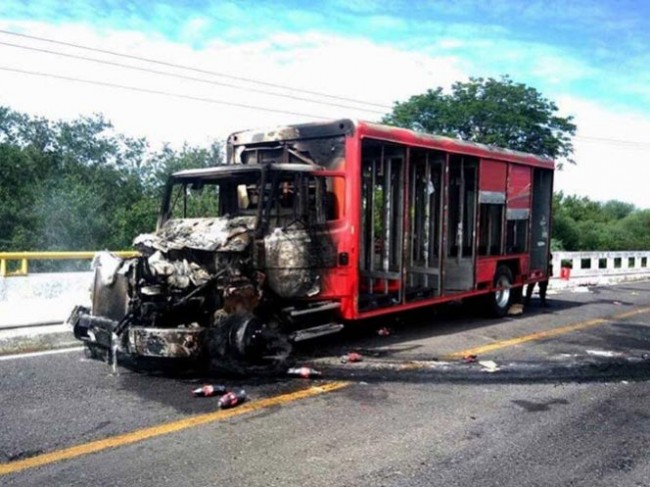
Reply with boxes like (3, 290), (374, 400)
(1, 0), (650, 207)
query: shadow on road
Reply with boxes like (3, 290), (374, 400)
(294, 297), (585, 361)
(311, 356), (650, 385)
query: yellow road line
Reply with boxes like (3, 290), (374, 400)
(445, 306), (650, 360)
(5, 306), (650, 476)
(0, 381), (349, 477)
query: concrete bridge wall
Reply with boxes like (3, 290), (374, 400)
(1, 251), (650, 328)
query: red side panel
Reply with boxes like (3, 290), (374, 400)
(480, 159), (507, 192)
(508, 165), (531, 209)
(476, 257), (499, 284)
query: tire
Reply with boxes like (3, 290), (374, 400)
(489, 266), (513, 318)
(205, 312), (292, 376)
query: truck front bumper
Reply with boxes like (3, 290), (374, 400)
(68, 306), (205, 359)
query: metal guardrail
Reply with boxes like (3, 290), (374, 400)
(0, 251), (139, 277)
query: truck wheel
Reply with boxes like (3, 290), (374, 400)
(489, 266), (513, 318)
(205, 312), (292, 376)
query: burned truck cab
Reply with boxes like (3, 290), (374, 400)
(70, 120), (353, 372)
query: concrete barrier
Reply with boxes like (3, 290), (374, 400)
(0, 271), (92, 328)
(551, 251), (650, 288)
(1, 251), (649, 328)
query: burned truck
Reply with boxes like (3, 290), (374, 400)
(70, 122), (349, 373)
(70, 119), (555, 373)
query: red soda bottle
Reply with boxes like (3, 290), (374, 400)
(218, 390), (247, 409)
(192, 384), (227, 397)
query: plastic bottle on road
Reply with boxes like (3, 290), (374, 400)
(287, 367), (322, 378)
(192, 384), (228, 397)
(218, 390), (247, 409)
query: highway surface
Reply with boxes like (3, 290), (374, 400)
(2, 282), (650, 486)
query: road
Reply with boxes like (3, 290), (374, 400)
(2, 282), (650, 486)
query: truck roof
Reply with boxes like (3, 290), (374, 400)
(228, 118), (555, 169)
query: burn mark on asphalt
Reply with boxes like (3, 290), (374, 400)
(511, 398), (569, 412)
(5, 449), (44, 461)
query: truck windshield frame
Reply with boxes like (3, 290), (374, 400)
(161, 164), (333, 225)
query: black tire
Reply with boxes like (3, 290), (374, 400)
(489, 266), (514, 318)
(205, 312), (292, 376)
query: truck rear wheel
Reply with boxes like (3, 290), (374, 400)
(489, 266), (513, 318)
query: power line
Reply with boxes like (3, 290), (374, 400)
(0, 66), (331, 119)
(0, 39), (387, 116)
(2, 30), (648, 150)
(0, 29), (393, 110)
(574, 135), (650, 149)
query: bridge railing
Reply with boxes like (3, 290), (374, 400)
(551, 251), (650, 284)
(0, 251), (138, 277)
(0, 251), (137, 328)
(1, 250), (649, 328)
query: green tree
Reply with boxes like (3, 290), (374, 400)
(552, 191), (650, 251)
(0, 105), (224, 252)
(383, 76), (576, 165)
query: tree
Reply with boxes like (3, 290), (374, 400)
(383, 76), (576, 165)
(0, 105), (224, 253)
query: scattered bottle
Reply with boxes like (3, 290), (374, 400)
(347, 352), (363, 363)
(340, 352), (363, 364)
(192, 384), (228, 397)
(218, 390), (247, 409)
(287, 366), (322, 378)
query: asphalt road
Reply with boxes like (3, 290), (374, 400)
(2, 281), (650, 486)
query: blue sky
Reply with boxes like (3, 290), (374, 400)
(3, 0), (649, 113)
(1, 0), (650, 206)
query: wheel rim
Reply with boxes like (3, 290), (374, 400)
(494, 275), (511, 308)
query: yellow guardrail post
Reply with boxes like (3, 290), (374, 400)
(0, 251), (139, 277)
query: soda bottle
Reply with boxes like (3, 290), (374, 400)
(192, 384), (228, 397)
(218, 390), (247, 409)
(287, 367), (322, 378)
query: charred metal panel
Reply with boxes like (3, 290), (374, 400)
(128, 327), (205, 358)
(135, 216), (256, 253)
(228, 119), (355, 147)
(263, 227), (336, 298)
(232, 138), (346, 169)
(91, 253), (129, 321)
(228, 120), (353, 169)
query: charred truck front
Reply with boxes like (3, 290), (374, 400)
(69, 121), (352, 373)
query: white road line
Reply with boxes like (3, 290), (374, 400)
(0, 346), (84, 361)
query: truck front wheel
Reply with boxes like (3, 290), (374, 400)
(205, 312), (292, 376)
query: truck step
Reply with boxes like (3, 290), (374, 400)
(290, 323), (344, 342)
(287, 301), (340, 318)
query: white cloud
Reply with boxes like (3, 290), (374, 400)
(0, 22), (465, 148)
(1, 20), (650, 210)
(556, 96), (650, 209)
